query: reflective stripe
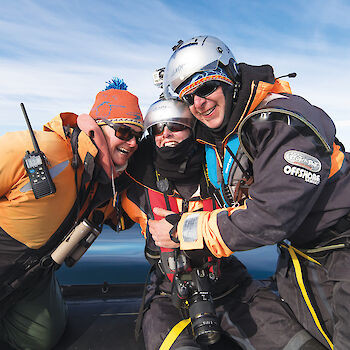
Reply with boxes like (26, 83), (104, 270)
(183, 213), (200, 242)
(20, 160), (70, 192)
(159, 318), (191, 350)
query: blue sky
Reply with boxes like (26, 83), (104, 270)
(1, 0), (349, 147)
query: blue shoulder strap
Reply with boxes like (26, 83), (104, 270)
(223, 135), (240, 184)
(205, 144), (220, 189)
(205, 135), (240, 207)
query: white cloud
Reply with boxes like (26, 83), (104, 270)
(0, 58), (163, 130)
(0, 0), (349, 149)
(0, 0), (200, 133)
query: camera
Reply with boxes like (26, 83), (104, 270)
(152, 67), (165, 88)
(171, 264), (221, 345)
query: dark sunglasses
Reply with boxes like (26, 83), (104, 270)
(103, 119), (143, 142)
(182, 81), (220, 105)
(150, 122), (188, 136)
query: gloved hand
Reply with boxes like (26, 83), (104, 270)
(164, 213), (181, 243)
(148, 208), (180, 248)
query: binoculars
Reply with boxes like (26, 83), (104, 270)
(51, 219), (101, 267)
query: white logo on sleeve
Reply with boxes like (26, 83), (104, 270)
(283, 150), (321, 185)
(283, 165), (321, 185)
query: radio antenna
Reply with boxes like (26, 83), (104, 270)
(20, 103), (40, 153)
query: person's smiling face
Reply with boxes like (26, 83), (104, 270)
(187, 85), (226, 129)
(101, 124), (141, 166)
(154, 125), (191, 148)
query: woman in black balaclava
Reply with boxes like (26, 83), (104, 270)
(122, 99), (252, 350)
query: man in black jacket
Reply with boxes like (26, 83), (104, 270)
(149, 35), (350, 349)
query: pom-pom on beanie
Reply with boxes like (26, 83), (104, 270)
(89, 77), (143, 129)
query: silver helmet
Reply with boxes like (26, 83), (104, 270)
(163, 35), (239, 98)
(144, 99), (194, 132)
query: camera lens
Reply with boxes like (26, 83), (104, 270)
(189, 291), (221, 345)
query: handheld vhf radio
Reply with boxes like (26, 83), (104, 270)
(21, 103), (56, 199)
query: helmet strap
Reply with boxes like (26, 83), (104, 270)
(226, 58), (241, 83)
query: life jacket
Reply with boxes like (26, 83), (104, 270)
(146, 187), (218, 282)
(205, 135), (253, 208)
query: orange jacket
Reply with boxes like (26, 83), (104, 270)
(0, 113), (121, 281)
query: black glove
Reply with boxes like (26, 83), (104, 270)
(165, 213), (181, 243)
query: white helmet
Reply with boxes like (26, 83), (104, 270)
(144, 99), (195, 132)
(163, 35), (239, 98)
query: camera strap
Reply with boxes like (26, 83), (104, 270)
(159, 318), (191, 350)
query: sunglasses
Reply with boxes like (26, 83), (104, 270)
(103, 119), (143, 142)
(182, 81), (221, 105)
(150, 122), (188, 136)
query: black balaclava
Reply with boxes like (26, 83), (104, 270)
(154, 135), (203, 183)
(153, 135), (204, 199)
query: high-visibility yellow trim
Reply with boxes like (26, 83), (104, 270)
(159, 318), (191, 350)
(282, 244), (333, 349)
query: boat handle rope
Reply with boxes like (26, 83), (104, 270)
(280, 243), (333, 349)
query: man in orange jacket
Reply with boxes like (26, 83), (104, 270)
(0, 78), (143, 350)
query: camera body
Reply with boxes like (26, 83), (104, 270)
(152, 67), (165, 88)
(171, 258), (221, 345)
